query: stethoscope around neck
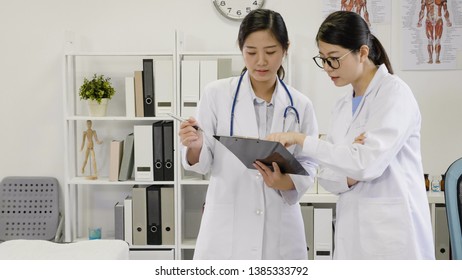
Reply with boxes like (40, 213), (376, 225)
(230, 71), (300, 136)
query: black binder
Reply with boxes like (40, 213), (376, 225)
(142, 59), (155, 117)
(213, 135), (309, 176)
(146, 185), (162, 245)
(162, 121), (174, 181)
(152, 121), (164, 181)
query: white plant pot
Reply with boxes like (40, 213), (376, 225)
(87, 98), (108, 117)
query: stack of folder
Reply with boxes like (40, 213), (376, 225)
(133, 121), (174, 182)
(110, 121), (174, 182)
(124, 59), (174, 118)
(115, 185), (175, 246)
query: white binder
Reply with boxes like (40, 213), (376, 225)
(134, 125), (153, 181)
(181, 60), (200, 117)
(217, 58), (233, 79)
(125, 76), (135, 117)
(123, 196), (132, 245)
(200, 60), (218, 99)
(313, 208), (333, 260)
(154, 60), (174, 116)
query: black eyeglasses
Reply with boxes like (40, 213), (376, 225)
(312, 49), (354, 69)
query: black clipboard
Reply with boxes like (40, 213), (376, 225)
(213, 135), (308, 176)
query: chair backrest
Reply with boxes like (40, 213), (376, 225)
(444, 158), (462, 260)
(0, 176), (59, 241)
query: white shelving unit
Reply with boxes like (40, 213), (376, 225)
(62, 44), (252, 259)
(176, 49), (244, 259)
(62, 51), (180, 258)
(301, 188), (446, 251)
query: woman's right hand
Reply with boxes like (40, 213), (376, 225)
(178, 117), (203, 150)
(347, 132), (366, 187)
(266, 132), (306, 148)
(353, 132), (366, 145)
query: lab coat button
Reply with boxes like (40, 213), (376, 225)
(255, 209), (263, 215)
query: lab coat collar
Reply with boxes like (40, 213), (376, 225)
(344, 64), (389, 102)
(343, 64), (389, 132)
(247, 74), (291, 135)
(345, 64), (388, 114)
(232, 72), (289, 138)
(231, 71), (260, 138)
(271, 79), (292, 134)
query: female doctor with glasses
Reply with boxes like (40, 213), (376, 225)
(268, 11), (435, 259)
(179, 9), (318, 259)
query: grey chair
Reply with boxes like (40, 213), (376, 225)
(444, 159), (462, 259)
(0, 176), (63, 242)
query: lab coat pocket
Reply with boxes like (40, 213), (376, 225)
(196, 204), (234, 259)
(358, 198), (408, 257)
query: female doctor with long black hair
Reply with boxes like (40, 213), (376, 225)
(268, 11), (435, 259)
(179, 9), (318, 259)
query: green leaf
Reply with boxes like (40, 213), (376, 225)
(78, 73), (116, 103)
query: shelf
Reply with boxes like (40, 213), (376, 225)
(301, 193), (338, 203)
(180, 238), (197, 249)
(65, 116), (174, 121)
(67, 177), (175, 185)
(130, 244), (176, 250)
(180, 179), (210, 185)
(74, 237), (129, 242)
(301, 191), (445, 204)
(426, 191), (445, 204)
(66, 51), (174, 57)
(178, 51), (241, 56)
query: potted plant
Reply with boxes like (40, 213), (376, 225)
(79, 74), (116, 116)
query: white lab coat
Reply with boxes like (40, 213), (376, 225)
(303, 65), (434, 259)
(181, 71), (318, 259)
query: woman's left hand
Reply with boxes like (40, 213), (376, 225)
(253, 161), (295, 191)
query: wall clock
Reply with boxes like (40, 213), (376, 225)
(212, 0), (265, 21)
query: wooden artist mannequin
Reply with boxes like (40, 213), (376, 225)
(80, 120), (102, 179)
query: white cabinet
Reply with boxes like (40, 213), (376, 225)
(176, 51), (244, 259)
(300, 186), (446, 259)
(62, 52), (180, 257)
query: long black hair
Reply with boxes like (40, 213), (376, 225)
(238, 9), (288, 79)
(316, 11), (393, 74)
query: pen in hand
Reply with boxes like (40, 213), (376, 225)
(167, 113), (200, 130)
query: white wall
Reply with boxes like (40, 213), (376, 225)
(1, 0), (461, 188)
